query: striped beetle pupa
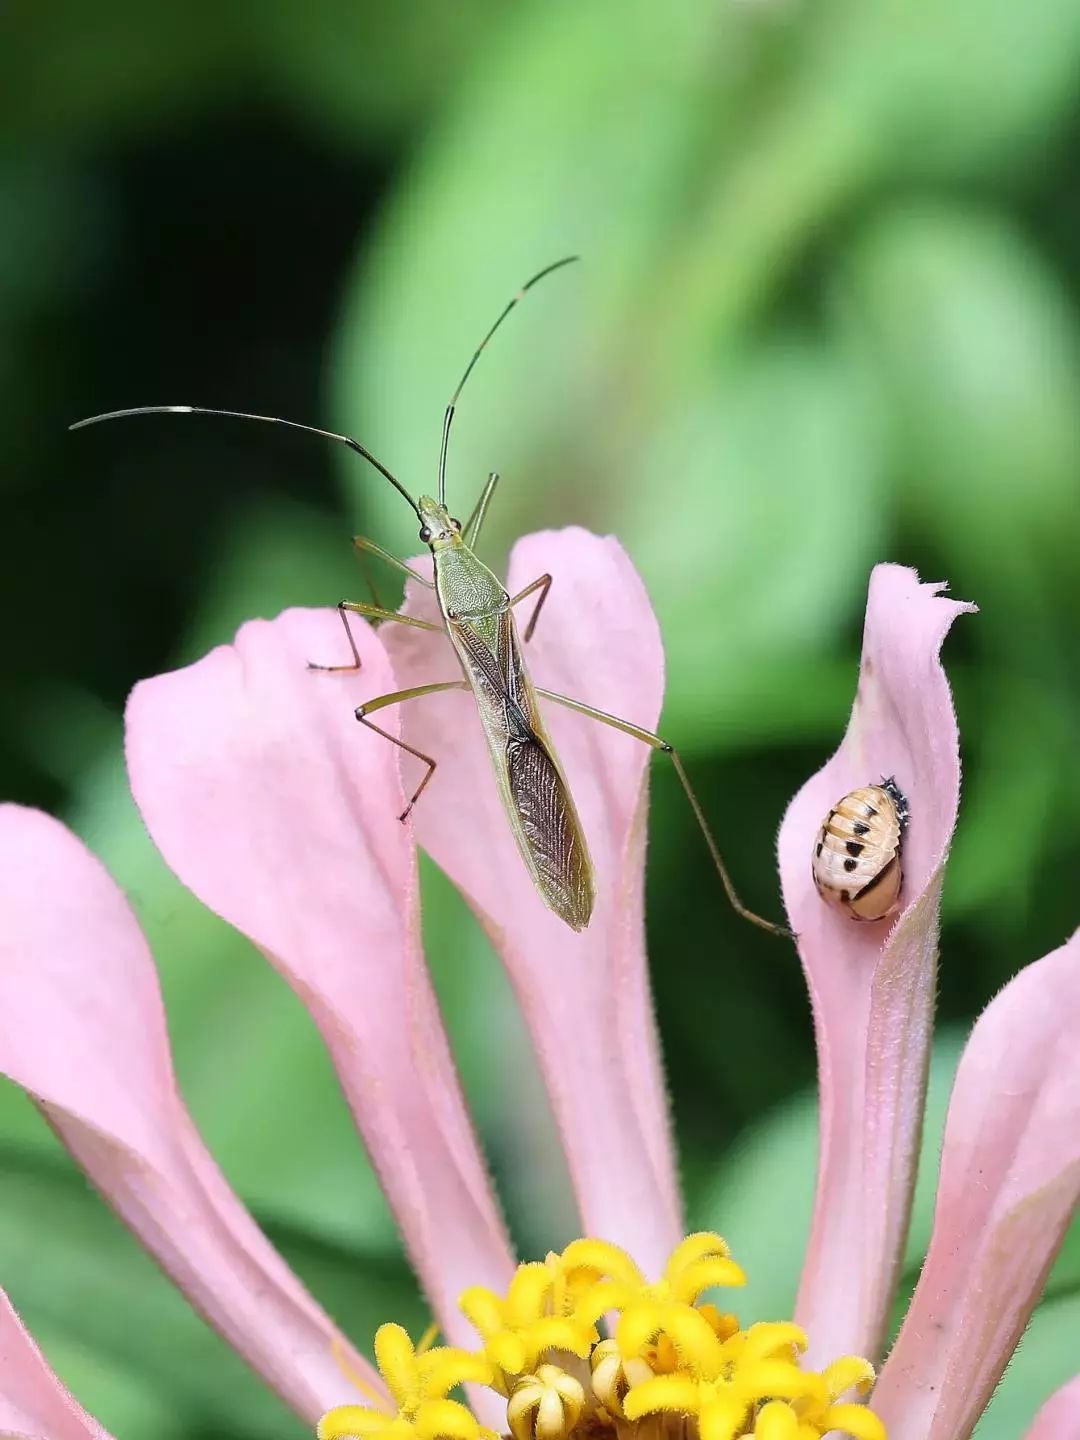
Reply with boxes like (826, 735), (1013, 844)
(812, 778), (909, 922)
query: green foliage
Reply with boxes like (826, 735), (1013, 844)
(4, 0), (1080, 1432)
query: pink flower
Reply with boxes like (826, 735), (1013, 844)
(0, 537), (1076, 1440)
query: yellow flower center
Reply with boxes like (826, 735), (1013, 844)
(317, 1235), (885, 1440)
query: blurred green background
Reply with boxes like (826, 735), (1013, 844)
(4, 2), (1080, 1436)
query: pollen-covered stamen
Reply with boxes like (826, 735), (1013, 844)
(573, 1232), (747, 1336)
(823, 1356), (876, 1400)
(588, 1237), (881, 1440)
(508, 1365), (586, 1440)
(558, 1239), (646, 1292)
(695, 1306), (742, 1347)
(622, 1338), (884, 1440)
(725, 1321), (809, 1371)
(460, 1255), (600, 1393)
(638, 1307), (741, 1390)
(616, 1300), (730, 1375)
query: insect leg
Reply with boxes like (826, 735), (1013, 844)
(463, 471), (500, 549)
(351, 534), (435, 596)
(509, 573), (553, 642)
(353, 543), (385, 609)
(356, 680), (469, 822)
(535, 687), (794, 939)
(307, 601), (443, 674)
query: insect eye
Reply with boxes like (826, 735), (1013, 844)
(450, 517), (462, 531)
(419, 526), (432, 543)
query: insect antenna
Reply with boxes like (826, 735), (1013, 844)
(69, 404), (421, 515)
(437, 255), (579, 506)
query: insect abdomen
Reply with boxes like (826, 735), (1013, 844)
(812, 782), (906, 922)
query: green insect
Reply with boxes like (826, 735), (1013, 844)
(71, 259), (789, 937)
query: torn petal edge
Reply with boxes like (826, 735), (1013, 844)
(778, 565), (975, 1366)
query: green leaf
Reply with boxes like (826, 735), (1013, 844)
(244, 0), (508, 149)
(944, 676), (1080, 922)
(329, 0), (796, 561)
(331, 0), (1080, 553)
(331, 3), (920, 757)
(839, 204), (1080, 597)
(814, 0), (1080, 179)
(619, 335), (886, 748)
(0, 1), (240, 145)
(15, 1323), (191, 1440)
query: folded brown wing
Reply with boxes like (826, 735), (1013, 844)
(505, 730), (593, 931)
(450, 607), (595, 931)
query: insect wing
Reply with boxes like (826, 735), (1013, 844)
(503, 729), (593, 930)
(451, 609), (595, 930)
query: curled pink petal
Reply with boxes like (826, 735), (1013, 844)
(0, 806), (381, 1424)
(382, 529), (681, 1276)
(125, 609), (515, 1347)
(874, 931), (1080, 1440)
(777, 565), (974, 1365)
(1024, 1374), (1080, 1438)
(0, 1288), (111, 1440)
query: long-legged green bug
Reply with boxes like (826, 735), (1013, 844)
(71, 259), (790, 937)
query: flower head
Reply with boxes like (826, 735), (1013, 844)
(321, 1235), (883, 1440)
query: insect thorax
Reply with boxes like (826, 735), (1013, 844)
(435, 544), (509, 620)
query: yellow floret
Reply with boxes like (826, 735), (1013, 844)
(318, 1238), (886, 1440)
(318, 1324), (495, 1440)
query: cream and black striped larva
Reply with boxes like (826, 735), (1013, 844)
(812, 778), (909, 922)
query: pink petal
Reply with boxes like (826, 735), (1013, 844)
(125, 608), (515, 1345)
(777, 565), (974, 1365)
(0, 806), (381, 1424)
(382, 529), (681, 1276)
(0, 1288), (111, 1440)
(1024, 1374), (1080, 1438)
(874, 931), (1080, 1440)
